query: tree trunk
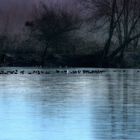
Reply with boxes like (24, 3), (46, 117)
(102, 0), (117, 59)
(41, 45), (48, 67)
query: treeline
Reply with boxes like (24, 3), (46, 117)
(83, 0), (140, 67)
(0, 1), (140, 67)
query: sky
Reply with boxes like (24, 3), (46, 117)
(0, 0), (81, 34)
(0, 0), (36, 33)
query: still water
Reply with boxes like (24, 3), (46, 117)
(0, 68), (140, 140)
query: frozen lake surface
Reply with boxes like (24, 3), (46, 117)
(0, 68), (140, 140)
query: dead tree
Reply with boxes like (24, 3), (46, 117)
(84, 0), (140, 66)
(110, 0), (140, 64)
(26, 3), (80, 67)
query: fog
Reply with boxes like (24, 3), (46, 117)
(0, 0), (81, 33)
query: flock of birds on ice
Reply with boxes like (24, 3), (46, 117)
(0, 69), (106, 75)
(0, 69), (139, 75)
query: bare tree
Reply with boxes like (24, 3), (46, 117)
(26, 3), (81, 67)
(84, 0), (140, 67)
(110, 0), (140, 62)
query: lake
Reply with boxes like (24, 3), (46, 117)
(0, 68), (139, 140)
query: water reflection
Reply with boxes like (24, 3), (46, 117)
(91, 71), (140, 140)
(0, 69), (140, 140)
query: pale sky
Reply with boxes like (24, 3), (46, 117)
(0, 0), (81, 33)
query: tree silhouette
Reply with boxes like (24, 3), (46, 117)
(84, 0), (140, 67)
(26, 3), (81, 67)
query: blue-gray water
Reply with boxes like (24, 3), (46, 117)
(0, 68), (140, 140)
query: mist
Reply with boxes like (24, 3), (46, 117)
(0, 0), (82, 33)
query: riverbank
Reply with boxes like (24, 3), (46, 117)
(0, 52), (140, 68)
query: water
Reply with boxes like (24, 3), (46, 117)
(0, 68), (140, 140)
